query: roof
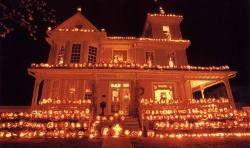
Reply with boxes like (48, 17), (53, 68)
(53, 12), (99, 32)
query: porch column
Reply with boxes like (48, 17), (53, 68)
(132, 79), (138, 116)
(200, 86), (205, 99)
(179, 77), (186, 100)
(184, 80), (193, 99)
(31, 78), (42, 106)
(223, 79), (236, 109)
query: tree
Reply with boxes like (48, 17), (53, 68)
(0, 0), (57, 40)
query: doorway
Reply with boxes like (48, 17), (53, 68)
(110, 82), (130, 115)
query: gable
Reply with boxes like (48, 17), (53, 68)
(54, 12), (99, 31)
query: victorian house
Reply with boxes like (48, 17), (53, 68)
(28, 8), (236, 117)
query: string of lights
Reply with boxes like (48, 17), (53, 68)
(30, 62), (230, 71)
(140, 97), (250, 138)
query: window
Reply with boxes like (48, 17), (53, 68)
(85, 89), (93, 99)
(145, 52), (154, 64)
(168, 52), (175, 67)
(154, 84), (173, 102)
(88, 46), (97, 64)
(110, 82), (130, 115)
(58, 46), (65, 64)
(75, 24), (83, 29)
(68, 80), (77, 100)
(163, 26), (171, 39)
(113, 50), (127, 63)
(70, 44), (81, 63)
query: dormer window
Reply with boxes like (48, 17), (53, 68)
(162, 26), (171, 39)
(75, 24), (83, 29)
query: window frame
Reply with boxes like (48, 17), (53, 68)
(162, 25), (171, 39)
(88, 46), (97, 64)
(57, 46), (65, 64)
(168, 52), (176, 66)
(112, 49), (128, 62)
(152, 82), (176, 101)
(145, 51), (154, 64)
(70, 44), (81, 63)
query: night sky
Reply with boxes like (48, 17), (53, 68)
(0, 0), (249, 106)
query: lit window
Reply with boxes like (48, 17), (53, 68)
(123, 83), (130, 88)
(110, 82), (130, 115)
(88, 46), (97, 64)
(168, 52), (175, 67)
(145, 52), (154, 64)
(58, 46), (65, 64)
(85, 89), (93, 99)
(162, 26), (171, 39)
(111, 83), (121, 88)
(111, 88), (120, 113)
(113, 50), (127, 63)
(68, 80), (77, 100)
(154, 84), (173, 102)
(70, 44), (81, 63)
(112, 89), (119, 102)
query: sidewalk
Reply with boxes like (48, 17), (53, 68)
(102, 137), (133, 148)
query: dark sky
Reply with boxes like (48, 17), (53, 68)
(0, 0), (249, 105)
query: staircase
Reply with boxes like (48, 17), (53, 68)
(121, 116), (141, 131)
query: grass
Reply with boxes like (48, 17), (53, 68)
(0, 138), (103, 148)
(1, 137), (250, 148)
(130, 137), (250, 148)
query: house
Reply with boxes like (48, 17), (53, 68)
(28, 8), (236, 118)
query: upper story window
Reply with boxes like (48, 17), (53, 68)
(145, 51), (154, 65)
(168, 52), (175, 67)
(75, 24), (83, 29)
(88, 46), (97, 64)
(70, 44), (81, 63)
(113, 50), (127, 63)
(162, 26), (171, 39)
(58, 46), (65, 64)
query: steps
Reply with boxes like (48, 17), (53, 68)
(121, 116), (141, 131)
(93, 115), (142, 137)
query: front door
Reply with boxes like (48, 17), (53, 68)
(110, 82), (130, 115)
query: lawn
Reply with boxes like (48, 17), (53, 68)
(131, 137), (250, 148)
(1, 137), (250, 148)
(0, 138), (103, 148)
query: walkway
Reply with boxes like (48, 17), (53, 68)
(102, 137), (133, 148)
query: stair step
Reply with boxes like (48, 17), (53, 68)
(124, 119), (138, 121)
(123, 123), (139, 125)
(121, 117), (141, 131)
(123, 121), (138, 124)
(95, 116), (141, 132)
(123, 126), (140, 129)
(123, 124), (139, 126)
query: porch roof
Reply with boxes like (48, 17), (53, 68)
(28, 67), (236, 81)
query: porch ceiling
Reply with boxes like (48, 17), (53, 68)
(28, 68), (236, 80)
(190, 80), (213, 89)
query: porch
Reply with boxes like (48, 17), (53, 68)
(27, 68), (236, 117)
